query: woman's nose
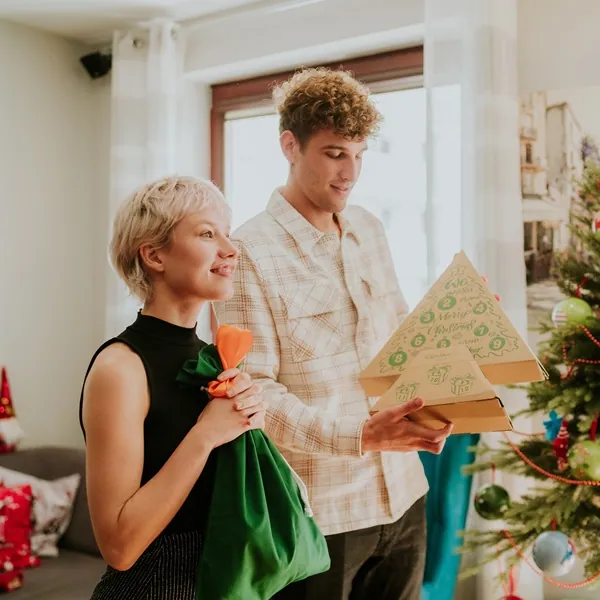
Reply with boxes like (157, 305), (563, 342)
(219, 237), (238, 259)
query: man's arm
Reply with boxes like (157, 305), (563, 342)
(215, 241), (366, 458)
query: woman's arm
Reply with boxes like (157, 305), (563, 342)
(82, 343), (266, 571)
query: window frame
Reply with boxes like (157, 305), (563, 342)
(209, 45), (424, 189)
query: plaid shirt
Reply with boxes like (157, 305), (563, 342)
(216, 190), (428, 536)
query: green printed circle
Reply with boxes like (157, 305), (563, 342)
(388, 350), (408, 367)
(437, 295), (457, 311)
(489, 336), (506, 351)
(420, 311), (435, 324)
(474, 324), (489, 337)
(473, 302), (488, 315)
(411, 334), (426, 348)
(437, 338), (451, 348)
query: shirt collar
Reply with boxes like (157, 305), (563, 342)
(265, 189), (362, 253)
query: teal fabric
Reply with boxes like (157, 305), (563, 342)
(420, 434), (479, 600)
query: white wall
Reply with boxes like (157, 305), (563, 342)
(0, 20), (109, 449)
(518, 0), (600, 93)
(185, 0), (424, 83)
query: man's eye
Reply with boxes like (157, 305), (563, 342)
(326, 152), (343, 159)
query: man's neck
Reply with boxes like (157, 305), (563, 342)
(279, 184), (339, 234)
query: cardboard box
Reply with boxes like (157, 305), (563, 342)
(360, 251), (547, 434)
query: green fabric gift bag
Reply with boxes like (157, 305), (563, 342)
(177, 325), (330, 600)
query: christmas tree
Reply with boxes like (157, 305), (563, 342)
(459, 158), (600, 593)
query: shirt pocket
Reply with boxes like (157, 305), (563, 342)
(279, 281), (343, 362)
(361, 275), (406, 343)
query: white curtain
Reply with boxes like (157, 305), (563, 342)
(425, 1), (544, 599)
(105, 19), (187, 338)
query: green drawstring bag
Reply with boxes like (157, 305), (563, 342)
(177, 325), (330, 600)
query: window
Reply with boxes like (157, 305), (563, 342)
(210, 48), (432, 307)
(524, 222), (534, 251)
(525, 143), (533, 164)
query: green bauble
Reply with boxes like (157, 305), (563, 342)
(568, 440), (600, 481)
(551, 298), (593, 327)
(473, 483), (510, 520)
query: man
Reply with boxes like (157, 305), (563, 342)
(216, 68), (453, 600)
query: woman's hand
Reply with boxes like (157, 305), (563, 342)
(196, 369), (267, 449)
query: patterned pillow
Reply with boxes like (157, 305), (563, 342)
(0, 484), (40, 569)
(0, 563), (23, 593)
(0, 468), (80, 557)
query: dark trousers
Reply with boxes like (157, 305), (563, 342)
(273, 496), (426, 600)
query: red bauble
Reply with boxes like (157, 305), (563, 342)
(504, 596), (524, 600)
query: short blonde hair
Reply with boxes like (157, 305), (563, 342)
(272, 67), (382, 145)
(110, 176), (228, 302)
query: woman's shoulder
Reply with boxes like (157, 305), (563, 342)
(82, 341), (149, 422)
(85, 341), (146, 396)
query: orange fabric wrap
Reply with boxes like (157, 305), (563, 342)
(207, 325), (253, 397)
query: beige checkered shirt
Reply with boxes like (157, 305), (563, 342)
(216, 190), (428, 536)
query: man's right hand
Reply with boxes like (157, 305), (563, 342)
(361, 397), (453, 454)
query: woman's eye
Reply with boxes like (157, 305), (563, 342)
(199, 231), (214, 238)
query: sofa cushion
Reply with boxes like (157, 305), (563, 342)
(3, 551), (105, 600)
(0, 468), (80, 558)
(0, 448), (99, 557)
(0, 483), (39, 569)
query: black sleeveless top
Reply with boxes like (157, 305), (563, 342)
(79, 312), (216, 536)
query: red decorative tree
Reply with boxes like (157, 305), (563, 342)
(0, 368), (24, 453)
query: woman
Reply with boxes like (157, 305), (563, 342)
(80, 176), (267, 599)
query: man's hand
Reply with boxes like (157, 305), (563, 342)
(481, 275), (501, 303)
(362, 397), (453, 454)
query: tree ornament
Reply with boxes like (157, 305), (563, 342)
(568, 440), (600, 481)
(551, 298), (593, 327)
(552, 419), (570, 472)
(592, 212), (600, 235)
(531, 531), (576, 576)
(474, 483), (510, 520)
(543, 410), (562, 441)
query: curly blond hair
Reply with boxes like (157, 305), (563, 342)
(272, 67), (382, 145)
(110, 176), (229, 302)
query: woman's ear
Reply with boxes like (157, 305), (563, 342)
(139, 245), (165, 274)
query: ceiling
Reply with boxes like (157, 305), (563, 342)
(0, 0), (283, 45)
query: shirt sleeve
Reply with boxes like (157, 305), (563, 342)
(214, 240), (367, 458)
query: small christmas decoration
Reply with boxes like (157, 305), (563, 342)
(543, 410), (563, 441)
(552, 419), (570, 472)
(531, 531), (576, 576)
(0, 369), (23, 454)
(551, 298), (593, 327)
(567, 440), (600, 482)
(592, 212), (600, 235)
(474, 483), (510, 520)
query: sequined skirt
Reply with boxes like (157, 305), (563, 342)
(90, 530), (201, 600)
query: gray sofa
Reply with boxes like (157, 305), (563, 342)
(0, 447), (106, 599)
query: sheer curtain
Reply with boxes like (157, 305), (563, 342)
(105, 19), (187, 338)
(424, 1), (543, 598)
